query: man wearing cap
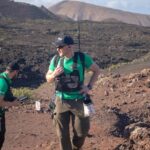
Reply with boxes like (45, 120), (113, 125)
(0, 62), (21, 149)
(46, 35), (100, 150)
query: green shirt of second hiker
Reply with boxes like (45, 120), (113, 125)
(0, 72), (12, 116)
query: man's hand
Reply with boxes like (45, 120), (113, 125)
(80, 85), (91, 94)
(12, 99), (21, 106)
(46, 67), (64, 83)
(53, 66), (64, 77)
(0, 96), (21, 108)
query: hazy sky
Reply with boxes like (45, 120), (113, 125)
(14, 0), (150, 15)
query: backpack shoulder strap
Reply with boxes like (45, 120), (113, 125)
(53, 55), (65, 68)
(73, 52), (85, 76)
(53, 54), (60, 68)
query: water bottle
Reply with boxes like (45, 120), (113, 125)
(35, 100), (41, 112)
(83, 94), (95, 117)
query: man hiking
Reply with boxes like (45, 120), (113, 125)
(46, 35), (100, 150)
(0, 62), (21, 149)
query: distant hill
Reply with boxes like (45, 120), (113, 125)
(49, 1), (150, 27)
(0, 18), (150, 86)
(0, 0), (58, 20)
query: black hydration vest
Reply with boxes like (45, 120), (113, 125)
(53, 52), (85, 92)
(0, 76), (16, 102)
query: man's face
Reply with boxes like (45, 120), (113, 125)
(57, 45), (73, 57)
(11, 70), (19, 80)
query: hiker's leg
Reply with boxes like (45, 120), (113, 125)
(53, 111), (72, 150)
(0, 115), (6, 150)
(71, 114), (90, 150)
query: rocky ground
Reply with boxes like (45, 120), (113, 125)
(2, 67), (150, 150)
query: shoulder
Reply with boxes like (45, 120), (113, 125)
(0, 77), (7, 85)
(50, 55), (59, 63)
(49, 54), (60, 71)
(51, 54), (60, 63)
(0, 78), (8, 95)
(81, 52), (94, 68)
(83, 53), (93, 63)
(0, 77), (8, 87)
(83, 52), (92, 59)
(76, 52), (92, 60)
(74, 51), (92, 62)
(74, 52), (93, 68)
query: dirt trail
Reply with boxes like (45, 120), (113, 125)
(2, 68), (150, 150)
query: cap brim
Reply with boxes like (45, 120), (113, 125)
(52, 41), (66, 48)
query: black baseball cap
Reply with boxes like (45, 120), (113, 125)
(53, 35), (74, 48)
(6, 62), (20, 71)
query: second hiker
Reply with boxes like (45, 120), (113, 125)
(0, 62), (21, 150)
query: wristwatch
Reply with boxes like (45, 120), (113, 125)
(87, 84), (92, 90)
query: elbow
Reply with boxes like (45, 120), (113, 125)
(46, 77), (50, 83)
(95, 65), (100, 76)
(98, 68), (100, 75)
(0, 100), (5, 107)
(45, 70), (54, 83)
(45, 75), (50, 83)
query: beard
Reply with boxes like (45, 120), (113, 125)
(12, 73), (18, 81)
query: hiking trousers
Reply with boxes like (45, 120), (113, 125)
(0, 114), (6, 150)
(53, 97), (90, 150)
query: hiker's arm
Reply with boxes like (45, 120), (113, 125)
(46, 67), (64, 83)
(80, 63), (100, 94)
(0, 96), (20, 107)
(46, 70), (56, 83)
(88, 63), (100, 88)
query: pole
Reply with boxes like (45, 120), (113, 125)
(77, 21), (81, 51)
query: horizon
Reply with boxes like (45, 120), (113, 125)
(14, 0), (150, 15)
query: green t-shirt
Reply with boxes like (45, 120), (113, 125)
(49, 52), (93, 100)
(0, 72), (12, 116)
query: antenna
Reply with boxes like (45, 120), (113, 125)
(77, 20), (81, 52)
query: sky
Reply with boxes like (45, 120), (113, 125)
(14, 0), (150, 15)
